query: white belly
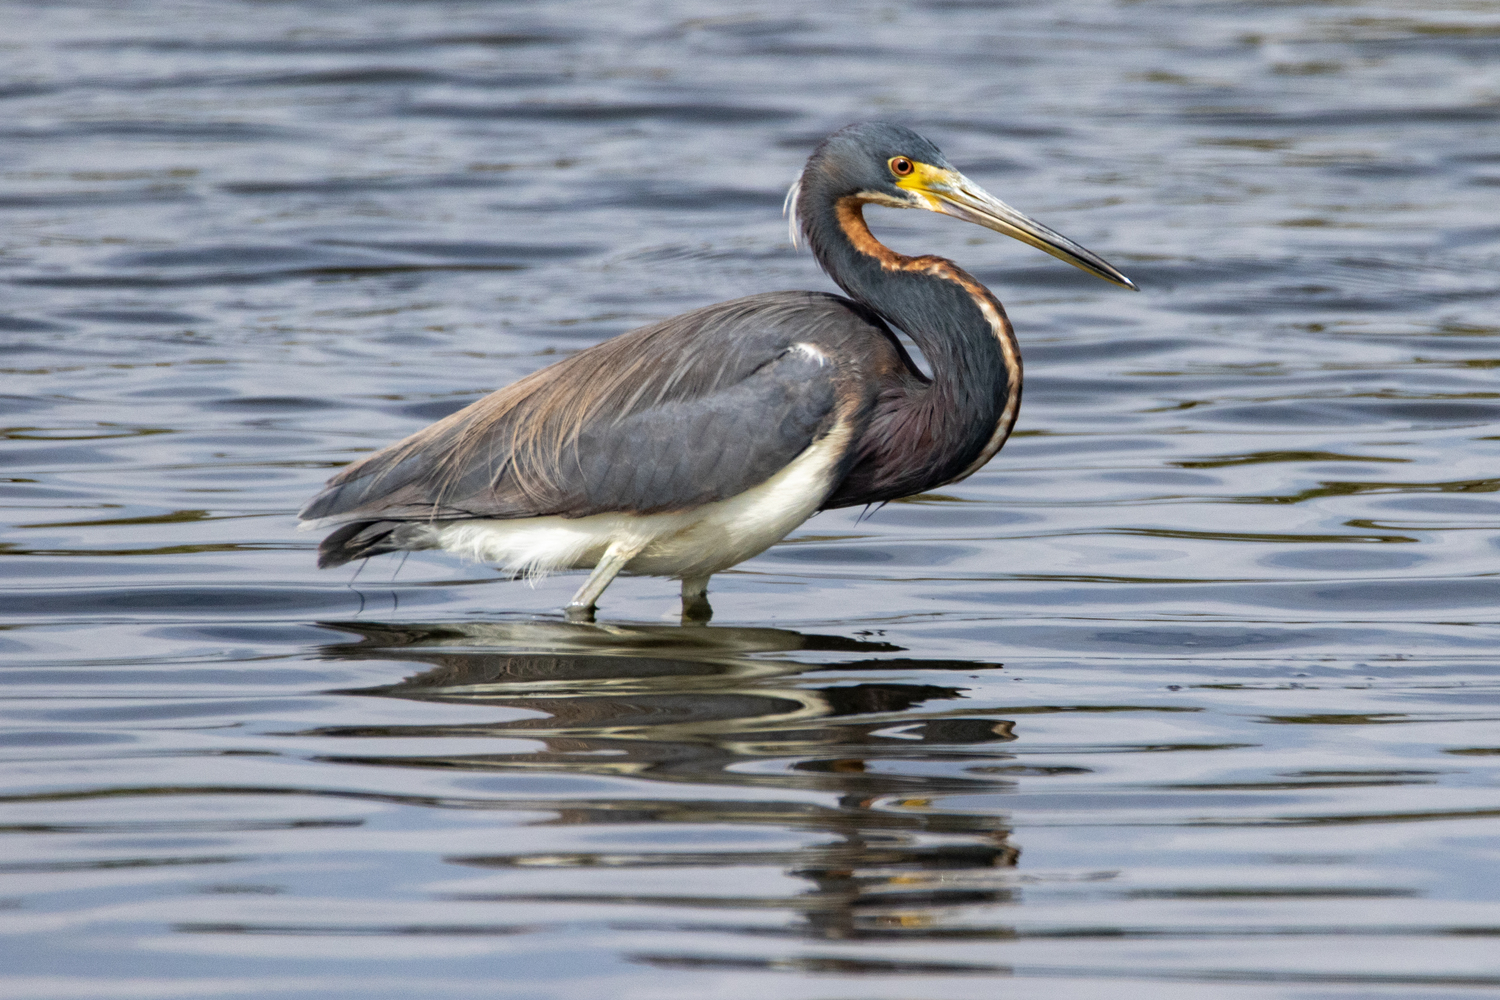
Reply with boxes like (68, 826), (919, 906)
(430, 422), (851, 581)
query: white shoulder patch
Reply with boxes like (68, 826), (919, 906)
(789, 342), (828, 366)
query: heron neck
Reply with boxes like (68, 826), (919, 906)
(804, 198), (1009, 369)
(802, 196), (1021, 482)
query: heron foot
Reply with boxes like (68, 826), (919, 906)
(563, 601), (597, 623)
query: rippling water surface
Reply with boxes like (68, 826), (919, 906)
(4, 1), (1500, 997)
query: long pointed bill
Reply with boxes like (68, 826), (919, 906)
(900, 166), (1138, 290)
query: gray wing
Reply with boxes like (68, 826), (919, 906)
(564, 349), (835, 512)
(301, 292), (881, 563)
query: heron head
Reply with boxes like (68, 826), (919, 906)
(793, 121), (1137, 290)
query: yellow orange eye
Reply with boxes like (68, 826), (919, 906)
(889, 156), (914, 177)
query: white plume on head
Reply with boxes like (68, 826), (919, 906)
(782, 171), (804, 250)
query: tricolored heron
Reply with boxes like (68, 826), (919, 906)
(300, 122), (1136, 621)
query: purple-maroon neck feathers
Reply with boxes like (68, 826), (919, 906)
(795, 165), (1020, 502)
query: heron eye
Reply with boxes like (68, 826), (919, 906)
(890, 156), (914, 177)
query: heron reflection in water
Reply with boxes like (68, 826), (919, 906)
(300, 122), (1137, 620)
(311, 619), (1022, 943)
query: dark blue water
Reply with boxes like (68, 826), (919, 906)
(3, 1), (1499, 997)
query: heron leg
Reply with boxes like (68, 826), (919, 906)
(565, 539), (645, 622)
(680, 574), (712, 624)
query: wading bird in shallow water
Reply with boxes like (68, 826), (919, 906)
(300, 122), (1136, 621)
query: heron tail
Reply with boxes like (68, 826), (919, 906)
(317, 520), (435, 568)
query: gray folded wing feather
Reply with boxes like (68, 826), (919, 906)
(298, 291), (877, 527)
